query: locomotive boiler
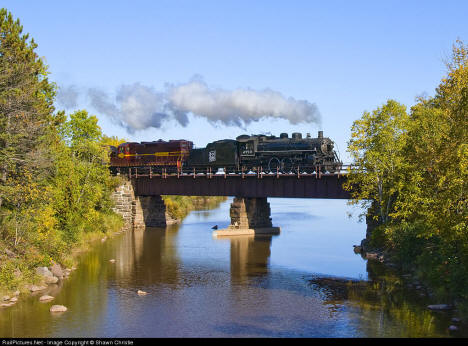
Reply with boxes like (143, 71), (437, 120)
(187, 131), (341, 173)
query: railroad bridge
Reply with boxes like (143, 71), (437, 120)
(111, 169), (351, 236)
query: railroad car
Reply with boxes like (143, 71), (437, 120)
(109, 139), (193, 173)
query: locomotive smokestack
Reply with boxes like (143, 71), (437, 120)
(318, 131), (323, 139)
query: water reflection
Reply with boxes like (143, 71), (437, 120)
(226, 235), (273, 283)
(111, 226), (181, 287)
(308, 260), (455, 337)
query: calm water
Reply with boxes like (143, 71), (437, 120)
(0, 198), (456, 337)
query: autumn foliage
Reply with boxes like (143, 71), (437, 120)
(345, 40), (467, 302)
(0, 9), (123, 290)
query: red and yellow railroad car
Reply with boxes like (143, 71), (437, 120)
(110, 139), (193, 173)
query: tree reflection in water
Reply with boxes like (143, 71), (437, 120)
(308, 260), (460, 337)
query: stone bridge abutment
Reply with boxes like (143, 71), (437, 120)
(111, 180), (167, 231)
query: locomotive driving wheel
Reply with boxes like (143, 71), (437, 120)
(268, 157), (280, 173)
(281, 158), (293, 173)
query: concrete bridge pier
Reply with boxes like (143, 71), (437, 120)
(214, 197), (280, 237)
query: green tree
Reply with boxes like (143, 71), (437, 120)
(0, 8), (55, 244)
(100, 135), (127, 147)
(346, 40), (468, 303)
(392, 41), (467, 237)
(51, 110), (119, 242)
(345, 100), (410, 225)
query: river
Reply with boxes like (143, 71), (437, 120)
(0, 198), (458, 337)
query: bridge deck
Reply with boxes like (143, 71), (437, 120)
(130, 173), (350, 199)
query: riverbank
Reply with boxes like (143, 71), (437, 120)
(0, 213), (123, 301)
(355, 235), (468, 332)
(0, 195), (227, 309)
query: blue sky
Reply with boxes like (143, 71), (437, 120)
(3, 0), (467, 161)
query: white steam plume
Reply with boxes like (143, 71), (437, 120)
(59, 78), (321, 132)
(56, 85), (79, 109)
(168, 81), (320, 126)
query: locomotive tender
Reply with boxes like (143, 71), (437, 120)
(109, 131), (342, 174)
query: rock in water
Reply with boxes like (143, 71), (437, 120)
(50, 305), (67, 312)
(2, 296), (10, 301)
(39, 295), (54, 302)
(45, 276), (59, 284)
(28, 285), (47, 292)
(449, 325), (458, 332)
(137, 290), (147, 296)
(9, 297), (18, 302)
(1, 302), (15, 308)
(427, 304), (452, 311)
(109, 259), (116, 263)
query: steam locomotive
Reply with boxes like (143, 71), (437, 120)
(109, 131), (342, 174)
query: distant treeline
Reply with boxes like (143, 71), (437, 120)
(345, 40), (467, 308)
(163, 195), (227, 221)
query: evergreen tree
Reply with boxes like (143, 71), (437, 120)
(0, 8), (55, 243)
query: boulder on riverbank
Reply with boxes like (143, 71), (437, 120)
(50, 263), (64, 279)
(365, 252), (379, 260)
(36, 267), (53, 277)
(36, 266), (59, 284)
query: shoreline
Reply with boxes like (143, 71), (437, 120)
(0, 196), (227, 308)
(354, 238), (466, 333)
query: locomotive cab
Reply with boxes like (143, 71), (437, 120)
(186, 139), (238, 172)
(236, 134), (257, 157)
